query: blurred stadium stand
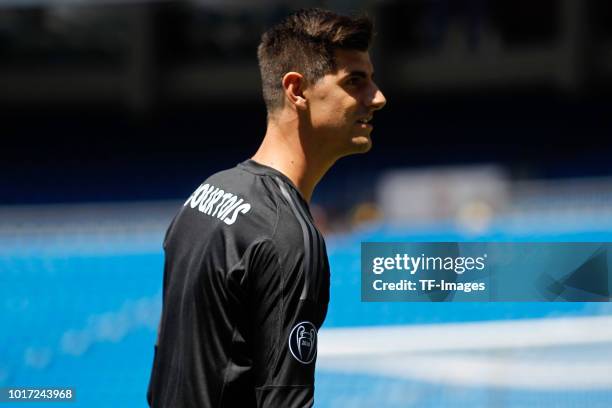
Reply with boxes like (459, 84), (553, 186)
(2, 1), (612, 407)
(2, 0), (611, 208)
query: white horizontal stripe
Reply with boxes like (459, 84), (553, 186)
(318, 316), (612, 390)
(319, 315), (612, 356)
(318, 353), (612, 390)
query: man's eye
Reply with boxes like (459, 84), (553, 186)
(346, 77), (360, 85)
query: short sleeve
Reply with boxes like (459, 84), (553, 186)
(246, 239), (320, 408)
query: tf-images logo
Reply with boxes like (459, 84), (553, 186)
(288, 321), (317, 364)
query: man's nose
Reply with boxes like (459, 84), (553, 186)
(369, 85), (386, 111)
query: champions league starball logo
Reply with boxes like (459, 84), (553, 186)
(288, 321), (317, 364)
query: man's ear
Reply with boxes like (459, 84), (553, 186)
(282, 72), (307, 110)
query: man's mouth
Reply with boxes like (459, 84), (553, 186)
(356, 116), (373, 126)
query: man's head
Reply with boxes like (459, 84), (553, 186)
(257, 8), (386, 157)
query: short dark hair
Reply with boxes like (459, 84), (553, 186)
(257, 8), (374, 114)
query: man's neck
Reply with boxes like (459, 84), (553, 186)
(251, 117), (334, 203)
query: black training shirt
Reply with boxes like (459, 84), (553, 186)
(147, 159), (330, 408)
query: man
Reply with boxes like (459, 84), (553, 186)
(147, 8), (386, 408)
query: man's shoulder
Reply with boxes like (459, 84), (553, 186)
(177, 161), (317, 247)
(201, 164), (249, 194)
(201, 162), (280, 201)
(268, 200), (322, 260)
(180, 163), (280, 233)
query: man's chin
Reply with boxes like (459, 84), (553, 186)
(349, 135), (373, 154)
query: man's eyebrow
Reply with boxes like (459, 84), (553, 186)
(343, 70), (373, 79)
